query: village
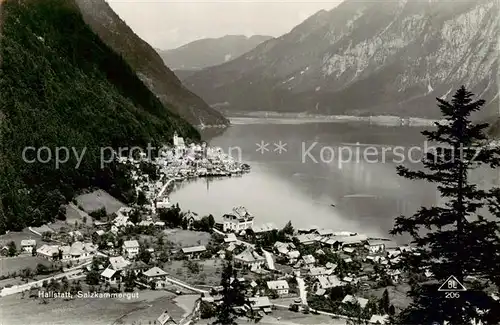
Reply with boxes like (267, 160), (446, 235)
(0, 132), (420, 325)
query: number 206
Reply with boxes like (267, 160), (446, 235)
(445, 292), (460, 299)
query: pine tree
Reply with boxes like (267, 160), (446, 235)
(390, 86), (500, 324)
(379, 288), (390, 314)
(213, 261), (246, 325)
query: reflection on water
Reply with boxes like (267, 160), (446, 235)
(171, 122), (498, 243)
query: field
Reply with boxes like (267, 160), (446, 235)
(162, 259), (223, 287)
(65, 204), (93, 226)
(0, 256), (53, 277)
(163, 229), (211, 248)
(365, 283), (412, 311)
(201, 310), (348, 325)
(75, 190), (125, 215)
(0, 290), (193, 325)
(0, 229), (40, 250)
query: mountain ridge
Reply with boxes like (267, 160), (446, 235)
(185, 0), (499, 119)
(158, 34), (273, 73)
(75, 0), (229, 127)
(0, 0), (199, 232)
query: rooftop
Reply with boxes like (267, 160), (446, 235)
(21, 239), (36, 246)
(267, 280), (289, 290)
(181, 245), (207, 254)
(123, 240), (139, 248)
(144, 267), (168, 277)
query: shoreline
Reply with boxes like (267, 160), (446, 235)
(228, 116), (442, 127)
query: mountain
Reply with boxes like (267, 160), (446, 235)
(0, 0), (198, 232)
(74, 0), (228, 127)
(184, 0), (499, 119)
(159, 35), (273, 74)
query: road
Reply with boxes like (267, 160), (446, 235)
(164, 275), (208, 295)
(0, 268), (85, 297)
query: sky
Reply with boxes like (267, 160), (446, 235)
(107, 0), (342, 50)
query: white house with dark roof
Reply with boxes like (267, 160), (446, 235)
(222, 206), (254, 232)
(143, 267), (169, 288)
(267, 280), (289, 296)
(123, 240), (139, 258)
(20, 239), (36, 253)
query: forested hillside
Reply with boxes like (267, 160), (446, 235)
(0, 0), (199, 233)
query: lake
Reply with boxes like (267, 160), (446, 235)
(171, 118), (499, 243)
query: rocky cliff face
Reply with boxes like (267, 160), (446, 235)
(75, 0), (229, 126)
(159, 35), (273, 72)
(185, 0), (499, 118)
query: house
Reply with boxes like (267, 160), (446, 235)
(143, 267), (169, 288)
(123, 240), (140, 258)
(156, 197), (171, 210)
(59, 246), (71, 260)
(297, 226), (318, 234)
(181, 245), (207, 259)
(248, 296), (272, 313)
(138, 220), (153, 227)
(94, 230), (105, 237)
(222, 206), (254, 232)
(273, 241), (295, 255)
(387, 269), (402, 282)
(251, 223), (277, 235)
(101, 267), (121, 285)
(287, 250), (300, 261)
(309, 267), (333, 278)
(302, 254), (315, 266)
(224, 233), (237, 243)
(267, 280), (289, 296)
(185, 211), (201, 229)
(20, 239), (36, 253)
(109, 256), (131, 271)
(129, 260), (149, 275)
(343, 276), (358, 284)
(234, 249), (265, 269)
(295, 233), (319, 245)
(157, 311), (177, 325)
(154, 221), (166, 228)
(37, 244), (60, 260)
(339, 234), (368, 247)
(315, 275), (344, 290)
(342, 295), (368, 308)
(69, 231), (83, 240)
(343, 247), (356, 255)
(173, 131), (186, 149)
(116, 206), (133, 219)
(69, 242), (96, 260)
(366, 240), (398, 253)
(315, 228), (335, 236)
(370, 315), (389, 324)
